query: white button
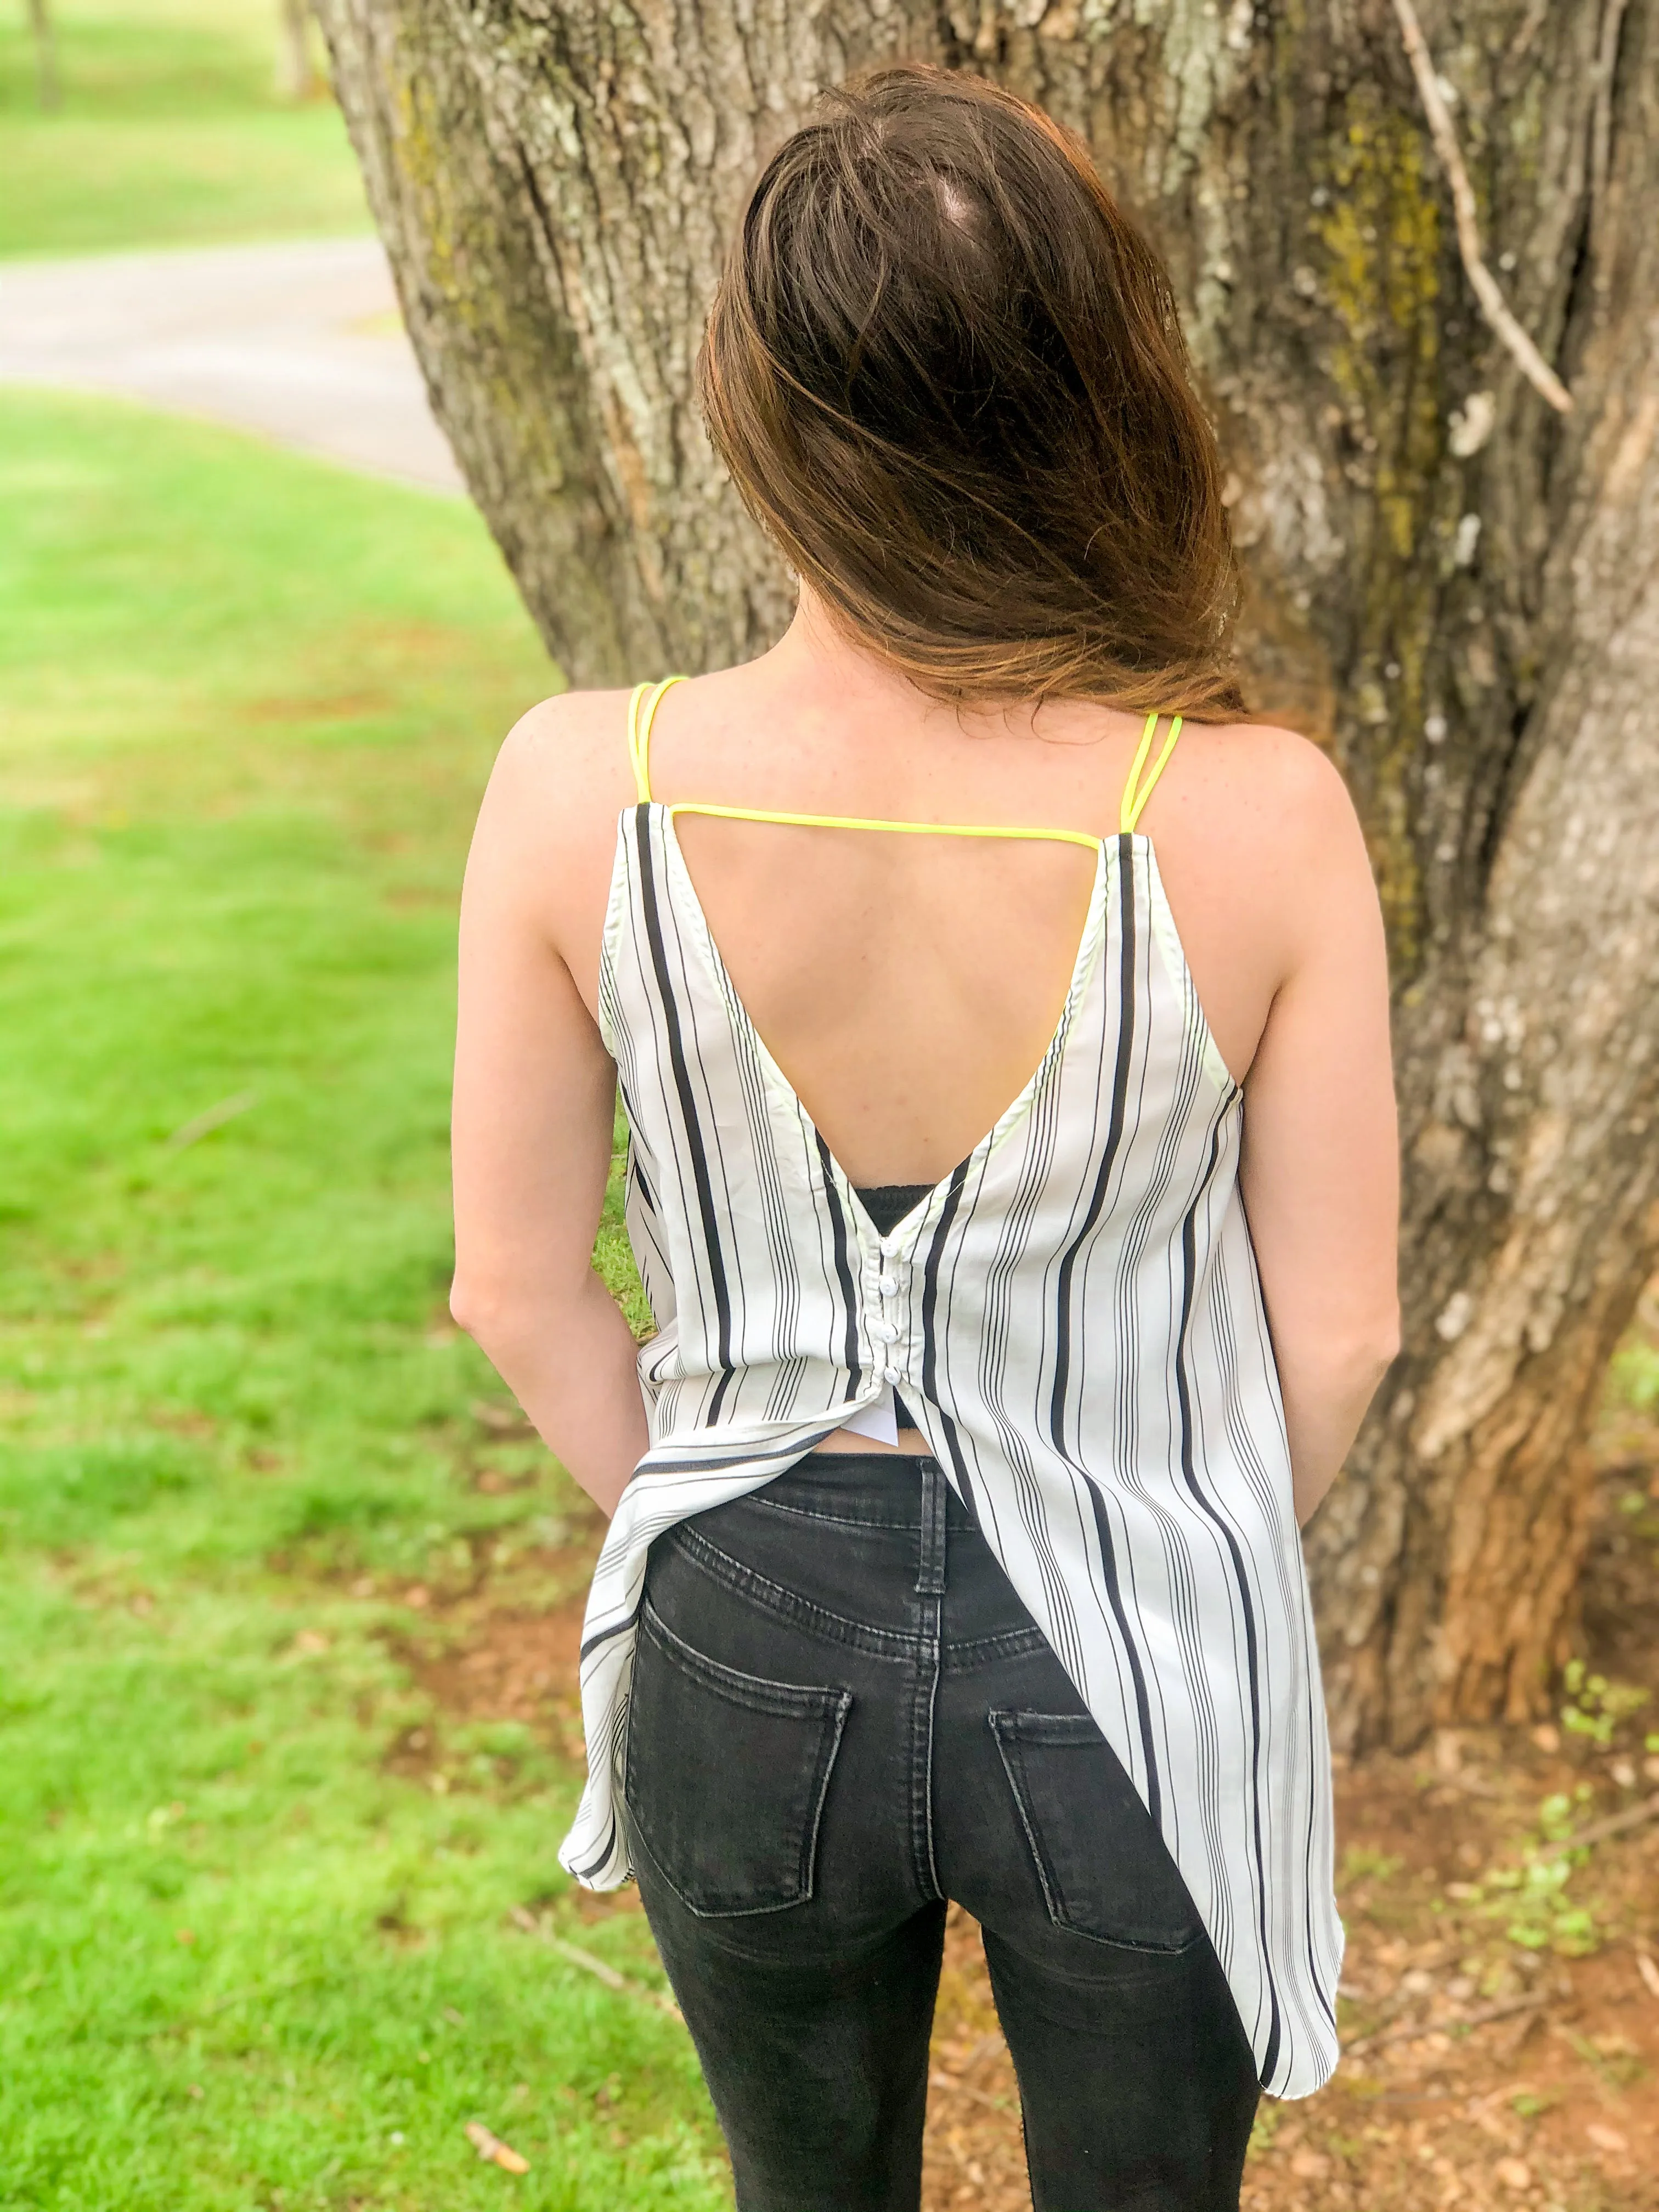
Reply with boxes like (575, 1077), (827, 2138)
(883, 1365), (903, 1386)
(877, 1274), (899, 1297)
(870, 1320), (899, 1345)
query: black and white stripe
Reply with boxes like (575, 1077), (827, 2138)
(563, 804), (1343, 2098)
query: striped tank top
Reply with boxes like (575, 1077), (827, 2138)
(558, 679), (1342, 2099)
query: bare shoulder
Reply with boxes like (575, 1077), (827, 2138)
(1143, 718), (1380, 1068)
(492, 686), (636, 811)
(1170, 717), (1365, 870)
(475, 686), (638, 872)
(1178, 715), (1349, 800)
(465, 688), (638, 989)
(1241, 720), (1361, 823)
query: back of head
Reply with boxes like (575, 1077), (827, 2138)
(699, 65), (1245, 719)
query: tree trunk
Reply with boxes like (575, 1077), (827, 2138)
(275, 0), (314, 102)
(28, 0), (61, 111)
(313, 0), (1659, 1752)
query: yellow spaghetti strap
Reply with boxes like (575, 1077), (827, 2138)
(626, 674), (686, 802)
(633, 670), (1101, 848)
(667, 801), (1101, 852)
(625, 681), (650, 801)
(1119, 710), (1183, 834)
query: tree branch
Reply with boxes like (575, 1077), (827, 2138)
(509, 1905), (683, 2022)
(1389, 0), (1573, 414)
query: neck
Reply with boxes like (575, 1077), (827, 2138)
(764, 579), (938, 716)
(762, 579), (1115, 755)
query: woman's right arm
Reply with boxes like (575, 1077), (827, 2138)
(449, 709), (649, 1519)
(1238, 746), (1401, 1526)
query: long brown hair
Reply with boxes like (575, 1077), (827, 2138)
(699, 65), (1245, 718)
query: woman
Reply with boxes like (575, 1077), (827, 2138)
(451, 65), (1398, 2212)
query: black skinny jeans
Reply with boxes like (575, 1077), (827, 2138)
(622, 1452), (1260, 2210)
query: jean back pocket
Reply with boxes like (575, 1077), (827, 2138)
(990, 1708), (1201, 1953)
(624, 1598), (851, 1918)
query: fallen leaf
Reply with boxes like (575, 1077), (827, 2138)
(1636, 1952), (1659, 2001)
(292, 1629), (330, 1655)
(465, 2120), (529, 2174)
(1493, 2158), (1531, 2191)
(1586, 2122), (1628, 2155)
(1290, 2148), (1330, 2180)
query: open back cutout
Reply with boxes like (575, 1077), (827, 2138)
(626, 678), (1182, 1189)
(665, 810), (1104, 1190)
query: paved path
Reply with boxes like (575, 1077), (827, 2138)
(0, 236), (464, 494)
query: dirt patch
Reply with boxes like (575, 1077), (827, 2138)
(392, 1593), (591, 1771)
(245, 690), (390, 725)
(410, 1595), (588, 1720)
(373, 1543), (600, 1775)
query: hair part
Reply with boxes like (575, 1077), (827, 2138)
(698, 65), (1246, 719)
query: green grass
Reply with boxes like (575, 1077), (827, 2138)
(0, 0), (368, 257)
(0, 391), (721, 2209)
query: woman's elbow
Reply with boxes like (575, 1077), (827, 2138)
(1345, 1305), (1401, 1392)
(1367, 1299), (1402, 1370)
(449, 1265), (585, 1351)
(449, 1272), (513, 1345)
(1294, 1306), (1400, 1397)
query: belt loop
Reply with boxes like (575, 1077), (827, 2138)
(915, 1458), (947, 1596)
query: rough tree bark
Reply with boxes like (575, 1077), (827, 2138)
(314, 0), (1659, 1753)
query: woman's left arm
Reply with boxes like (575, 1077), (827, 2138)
(449, 716), (647, 1519)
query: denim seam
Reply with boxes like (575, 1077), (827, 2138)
(743, 1496), (939, 1531)
(988, 1710), (1203, 1958)
(909, 1462), (947, 1901)
(988, 1711), (1066, 1927)
(911, 1602), (942, 1900)
(665, 1516), (1054, 1671)
(994, 1708), (1107, 1745)
(665, 1521), (926, 1661)
(639, 1596), (846, 1718)
(799, 1688), (855, 1909)
(940, 1626), (1053, 1671)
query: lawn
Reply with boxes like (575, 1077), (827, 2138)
(0, 391), (723, 2211)
(0, 0), (368, 257)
